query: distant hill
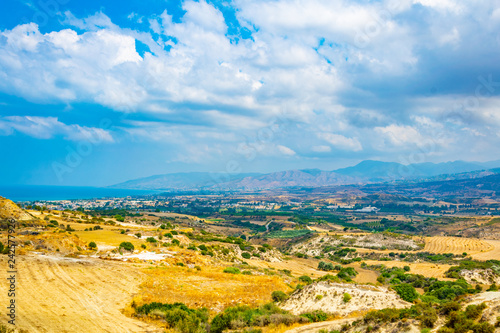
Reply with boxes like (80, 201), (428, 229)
(109, 172), (261, 191)
(110, 160), (500, 191)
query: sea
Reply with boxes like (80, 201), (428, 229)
(0, 185), (159, 202)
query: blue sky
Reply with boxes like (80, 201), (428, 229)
(1, 0), (500, 186)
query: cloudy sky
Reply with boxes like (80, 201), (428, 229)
(1, 0), (500, 186)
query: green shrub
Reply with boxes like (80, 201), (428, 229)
(271, 291), (288, 303)
(119, 242), (134, 251)
(88, 241), (97, 249)
(223, 267), (241, 274)
(209, 303), (308, 333)
(487, 283), (498, 291)
(300, 310), (328, 322)
(241, 252), (252, 259)
(141, 244), (147, 249)
(172, 239), (180, 246)
(298, 275), (312, 284)
(146, 237), (157, 243)
(136, 302), (208, 333)
(114, 214), (125, 222)
(393, 283), (419, 302)
(343, 293), (351, 303)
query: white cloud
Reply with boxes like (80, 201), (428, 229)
(312, 145), (331, 153)
(0, 116), (113, 142)
(318, 133), (362, 151)
(375, 124), (423, 146)
(0, 0), (500, 166)
(277, 145), (296, 156)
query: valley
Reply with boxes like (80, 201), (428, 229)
(1, 186), (500, 333)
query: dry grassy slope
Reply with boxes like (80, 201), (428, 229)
(0, 255), (161, 333)
(0, 196), (32, 221)
(280, 281), (410, 316)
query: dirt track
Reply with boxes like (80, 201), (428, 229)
(0, 255), (160, 332)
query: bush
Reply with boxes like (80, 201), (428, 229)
(298, 275), (312, 284)
(119, 242), (134, 251)
(114, 214), (125, 222)
(241, 252), (252, 259)
(146, 237), (157, 243)
(224, 267), (241, 274)
(393, 283), (419, 302)
(136, 302), (208, 333)
(88, 241), (97, 249)
(487, 283), (498, 291)
(209, 303), (307, 333)
(300, 310), (328, 322)
(271, 291), (288, 303)
(172, 239), (180, 246)
(343, 293), (351, 303)
(318, 261), (335, 271)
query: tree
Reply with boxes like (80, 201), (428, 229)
(271, 291), (288, 302)
(114, 214), (125, 222)
(241, 252), (251, 259)
(393, 283), (419, 302)
(88, 241), (97, 249)
(119, 242), (134, 252)
(298, 275), (312, 284)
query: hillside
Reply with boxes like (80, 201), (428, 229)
(0, 196), (32, 221)
(281, 281), (410, 316)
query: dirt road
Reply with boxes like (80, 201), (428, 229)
(0, 255), (160, 332)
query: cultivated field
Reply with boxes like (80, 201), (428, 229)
(470, 239), (500, 261)
(0, 255), (160, 333)
(422, 236), (494, 255)
(136, 265), (292, 313)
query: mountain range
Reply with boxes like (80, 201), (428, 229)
(109, 160), (500, 191)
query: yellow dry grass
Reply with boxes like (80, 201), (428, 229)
(74, 229), (145, 248)
(0, 255), (160, 333)
(363, 260), (454, 279)
(422, 236), (494, 256)
(470, 239), (500, 261)
(136, 265), (292, 312)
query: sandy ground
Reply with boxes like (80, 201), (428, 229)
(0, 255), (160, 333)
(281, 282), (410, 316)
